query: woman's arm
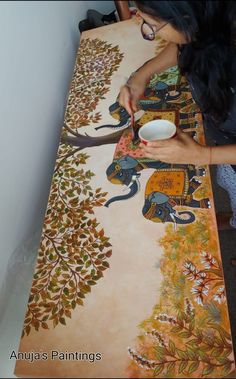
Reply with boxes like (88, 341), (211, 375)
(119, 42), (178, 114)
(130, 41), (178, 83)
(140, 128), (236, 166)
(210, 144), (236, 165)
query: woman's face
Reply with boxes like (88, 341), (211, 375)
(137, 10), (188, 44)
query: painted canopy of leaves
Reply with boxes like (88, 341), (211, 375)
(64, 38), (124, 133)
(22, 146), (112, 337)
(21, 37), (124, 337)
(126, 210), (234, 378)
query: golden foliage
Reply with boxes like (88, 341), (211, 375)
(22, 145), (112, 336)
(21, 37), (124, 337)
(64, 38), (124, 133)
(126, 212), (234, 378)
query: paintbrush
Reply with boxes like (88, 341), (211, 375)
(129, 100), (135, 141)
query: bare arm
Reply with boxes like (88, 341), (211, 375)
(210, 144), (236, 165)
(131, 42), (178, 82)
(119, 42), (178, 114)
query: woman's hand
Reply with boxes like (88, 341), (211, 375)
(118, 72), (148, 115)
(140, 128), (210, 165)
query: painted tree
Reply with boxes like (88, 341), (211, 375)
(22, 38), (124, 336)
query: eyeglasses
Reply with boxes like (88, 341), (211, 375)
(141, 20), (168, 41)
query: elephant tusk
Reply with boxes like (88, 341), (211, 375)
(123, 176), (140, 192)
(129, 176), (140, 188)
(170, 213), (177, 231)
(127, 175), (139, 188)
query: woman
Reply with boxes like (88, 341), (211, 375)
(119, 0), (236, 230)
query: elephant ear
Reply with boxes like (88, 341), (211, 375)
(117, 155), (139, 169)
(148, 191), (169, 204)
(109, 101), (120, 114)
(155, 81), (168, 91)
(109, 101), (129, 122)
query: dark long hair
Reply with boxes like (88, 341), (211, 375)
(135, 0), (236, 123)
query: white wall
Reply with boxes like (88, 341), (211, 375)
(0, 0), (115, 291)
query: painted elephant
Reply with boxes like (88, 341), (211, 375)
(63, 77), (198, 150)
(142, 191), (196, 225)
(94, 79), (193, 133)
(105, 155), (210, 225)
(63, 73), (206, 226)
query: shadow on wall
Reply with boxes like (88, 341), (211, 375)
(0, 229), (41, 325)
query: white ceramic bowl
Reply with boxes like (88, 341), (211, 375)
(138, 120), (177, 145)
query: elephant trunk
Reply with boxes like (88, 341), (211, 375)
(104, 180), (139, 207)
(172, 211), (195, 224)
(95, 120), (127, 131)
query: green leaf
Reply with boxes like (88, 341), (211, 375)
(208, 323), (232, 342)
(76, 298), (84, 306)
(59, 317), (66, 325)
(177, 349), (189, 360)
(87, 280), (96, 286)
(217, 357), (230, 365)
(55, 267), (61, 275)
(69, 280), (75, 287)
(178, 360), (188, 374)
(91, 268), (96, 276)
(188, 361), (199, 374)
(155, 346), (165, 361)
(153, 364), (164, 376)
(168, 340), (176, 356)
(177, 314), (184, 326)
(205, 337), (214, 347)
(78, 292), (85, 298)
(186, 347), (197, 360)
(189, 319), (195, 332)
(52, 306), (58, 315)
(198, 350), (209, 361)
(167, 361), (175, 373)
(171, 325), (183, 333)
(202, 364), (214, 376)
(195, 328), (203, 341)
(200, 345), (212, 354)
(223, 348), (233, 358)
(179, 331), (192, 339)
(211, 347), (223, 357)
(186, 339), (199, 348)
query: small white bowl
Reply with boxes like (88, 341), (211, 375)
(138, 120), (177, 145)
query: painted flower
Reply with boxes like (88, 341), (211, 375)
(201, 251), (217, 269)
(146, 330), (167, 347)
(185, 298), (194, 316)
(183, 261), (197, 276)
(191, 282), (209, 305)
(155, 313), (177, 325)
(195, 294), (203, 306)
(213, 287), (226, 304)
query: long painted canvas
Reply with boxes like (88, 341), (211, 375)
(14, 19), (236, 378)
